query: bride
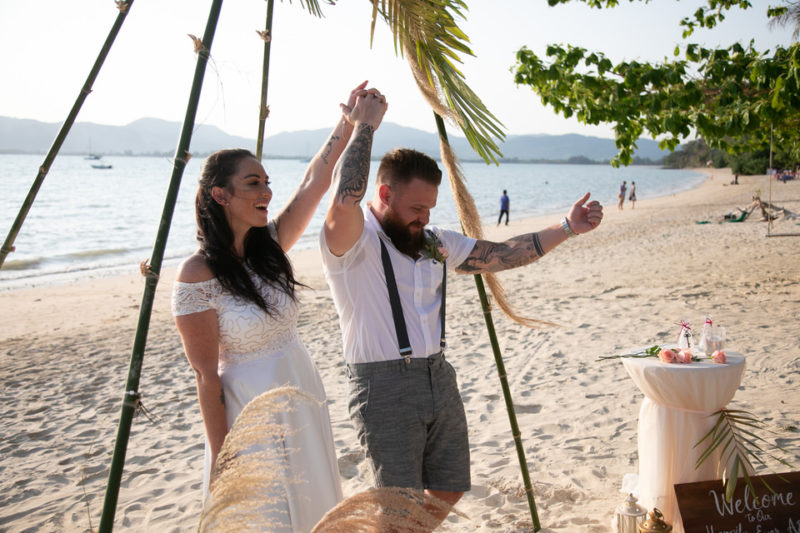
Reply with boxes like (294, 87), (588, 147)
(171, 82), (388, 531)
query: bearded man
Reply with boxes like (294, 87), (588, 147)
(320, 88), (603, 527)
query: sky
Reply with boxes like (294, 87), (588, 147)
(0, 0), (794, 143)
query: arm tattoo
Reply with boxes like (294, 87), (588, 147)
(320, 133), (340, 165)
(456, 233), (544, 274)
(335, 123), (373, 205)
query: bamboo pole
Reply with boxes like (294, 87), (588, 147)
(255, 0), (275, 161)
(433, 113), (541, 531)
(98, 1), (224, 530)
(0, 1), (135, 269)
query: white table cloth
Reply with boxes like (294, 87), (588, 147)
(622, 351), (745, 533)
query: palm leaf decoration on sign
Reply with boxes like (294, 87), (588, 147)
(695, 408), (794, 503)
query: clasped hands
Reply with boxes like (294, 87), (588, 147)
(340, 80), (387, 131)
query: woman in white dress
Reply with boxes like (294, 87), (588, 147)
(171, 82), (388, 531)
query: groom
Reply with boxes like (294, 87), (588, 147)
(320, 89), (603, 524)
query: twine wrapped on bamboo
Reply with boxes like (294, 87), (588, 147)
(404, 42), (555, 329)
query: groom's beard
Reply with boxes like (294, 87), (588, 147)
(381, 208), (426, 258)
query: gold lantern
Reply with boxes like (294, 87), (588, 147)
(639, 508), (672, 533)
(613, 493), (647, 533)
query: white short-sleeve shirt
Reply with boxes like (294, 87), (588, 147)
(320, 206), (476, 364)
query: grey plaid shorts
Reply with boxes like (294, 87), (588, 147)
(346, 352), (471, 492)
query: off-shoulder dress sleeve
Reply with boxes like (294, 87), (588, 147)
(172, 279), (219, 316)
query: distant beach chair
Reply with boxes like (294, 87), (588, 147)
(722, 209), (749, 223)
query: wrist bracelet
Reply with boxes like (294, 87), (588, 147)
(561, 217), (578, 238)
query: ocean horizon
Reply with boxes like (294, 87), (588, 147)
(0, 154), (704, 290)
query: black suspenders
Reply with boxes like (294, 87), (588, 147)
(379, 233), (446, 364)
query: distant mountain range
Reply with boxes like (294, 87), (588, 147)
(0, 116), (671, 163)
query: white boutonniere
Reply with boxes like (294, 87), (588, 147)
(421, 231), (448, 263)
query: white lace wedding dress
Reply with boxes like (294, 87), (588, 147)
(172, 242), (342, 531)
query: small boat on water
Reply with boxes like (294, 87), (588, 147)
(85, 154), (102, 160)
(91, 163), (113, 169)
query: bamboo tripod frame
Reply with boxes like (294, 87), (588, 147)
(2, 1), (543, 529)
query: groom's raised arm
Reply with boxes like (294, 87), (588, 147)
(324, 90), (387, 256)
(456, 193), (604, 274)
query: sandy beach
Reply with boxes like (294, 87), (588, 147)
(1, 168), (798, 532)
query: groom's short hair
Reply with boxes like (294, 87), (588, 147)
(377, 148), (442, 188)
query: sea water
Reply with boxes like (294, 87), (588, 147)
(0, 154), (704, 290)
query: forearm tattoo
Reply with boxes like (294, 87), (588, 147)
(320, 133), (340, 165)
(457, 232), (544, 274)
(335, 123), (373, 205)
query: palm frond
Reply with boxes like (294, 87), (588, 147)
(768, 1), (800, 40)
(695, 427), (730, 468)
(289, 0), (327, 18)
(367, 0), (505, 163)
(695, 408), (795, 502)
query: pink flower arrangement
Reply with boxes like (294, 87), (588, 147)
(676, 349), (693, 364)
(601, 343), (717, 364)
(655, 347), (695, 364)
(658, 348), (676, 363)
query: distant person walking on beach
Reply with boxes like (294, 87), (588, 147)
(629, 181), (637, 209)
(618, 180), (627, 210)
(321, 131), (604, 527)
(497, 189), (510, 226)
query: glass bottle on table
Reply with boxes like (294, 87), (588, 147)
(677, 319), (693, 350)
(698, 315), (713, 356)
(706, 326), (726, 354)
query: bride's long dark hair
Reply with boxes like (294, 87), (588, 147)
(195, 148), (299, 314)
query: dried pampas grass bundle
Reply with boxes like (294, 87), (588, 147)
(312, 486), (461, 533)
(405, 43), (555, 329)
(198, 385), (316, 532)
(198, 388), (465, 532)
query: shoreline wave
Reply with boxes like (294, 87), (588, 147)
(1, 155), (706, 291)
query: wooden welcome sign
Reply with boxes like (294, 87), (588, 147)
(675, 471), (800, 533)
